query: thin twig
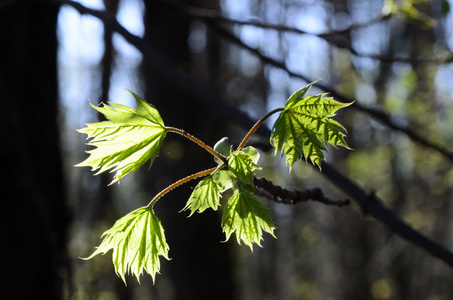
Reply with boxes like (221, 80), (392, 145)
(166, 127), (227, 163)
(147, 167), (217, 207)
(237, 107), (283, 151)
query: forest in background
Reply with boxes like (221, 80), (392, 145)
(1, 0), (453, 299)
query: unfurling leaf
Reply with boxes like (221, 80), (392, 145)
(228, 147), (261, 187)
(222, 189), (275, 251)
(213, 137), (232, 158)
(183, 176), (222, 216)
(241, 146), (260, 165)
(212, 170), (236, 192)
(76, 90), (167, 184)
(183, 170), (236, 215)
(270, 81), (352, 170)
(83, 207), (170, 284)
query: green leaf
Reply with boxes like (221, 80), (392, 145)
(213, 137), (231, 158)
(183, 169), (237, 216)
(228, 148), (261, 187)
(221, 190), (275, 251)
(76, 90), (167, 184)
(183, 176), (222, 216)
(241, 146), (260, 165)
(270, 82), (352, 170)
(83, 207), (170, 284)
(212, 170), (236, 192)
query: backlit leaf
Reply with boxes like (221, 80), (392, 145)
(212, 170), (236, 192)
(83, 207), (170, 284)
(270, 81), (352, 169)
(76, 90), (167, 184)
(221, 189), (275, 251)
(213, 137), (232, 158)
(241, 146), (260, 165)
(183, 176), (221, 216)
(228, 148), (261, 186)
(183, 170), (237, 215)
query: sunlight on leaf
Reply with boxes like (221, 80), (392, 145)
(241, 146), (260, 165)
(183, 170), (236, 215)
(212, 170), (236, 192)
(228, 147), (261, 186)
(183, 176), (222, 216)
(83, 207), (170, 284)
(221, 189), (276, 251)
(76, 90), (167, 184)
(270, 81), (352, 170)
(213, 137), (232, 158)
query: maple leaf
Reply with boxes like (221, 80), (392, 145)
(221, 189), (275, 251)
(228, 147), (261, 187)
(183, 170), (236, 216)
(76, 90), (167, 184)
(183, 176), (222, 216)
(270, 81), (352, 169)
(83, 207), (170, 284)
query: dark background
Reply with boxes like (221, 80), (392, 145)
(1, 0), (453, 299)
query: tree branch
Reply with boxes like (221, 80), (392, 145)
(155, 0), (452, 64)
(320, 161), (453, 267)
(254, 176), (350, 207)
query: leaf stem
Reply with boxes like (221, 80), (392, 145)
(166, 127), (227, 163)
(237, 107), (284, 151)
(147, 167), (217, 207)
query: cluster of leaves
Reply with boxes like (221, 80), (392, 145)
(77, 81), (351, 284)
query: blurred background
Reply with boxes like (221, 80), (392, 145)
(1, 0), (453, 299)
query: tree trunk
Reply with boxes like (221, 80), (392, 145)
(0, 1), (68, 299)
(141, 1), (235, 299)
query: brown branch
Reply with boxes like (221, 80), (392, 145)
(320, 161), (453, 268)
(254, 177), (350, 207)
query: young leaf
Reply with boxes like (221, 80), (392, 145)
(270, 82), (352, 169)
(183, 176), (222, 216)
(228, 148), (261, 187)
(221, 189), (276, 251)
(241, 146), (260, 165)
(183, 169), (237, 216)
(76, 90), (167, 184)
(212, 170), (236, 192)
(213, 137), (231, 158)
(83, 207), (170, 284)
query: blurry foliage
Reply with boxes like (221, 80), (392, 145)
(384, 0), (437, 29)
(58, 0), (453, 299)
